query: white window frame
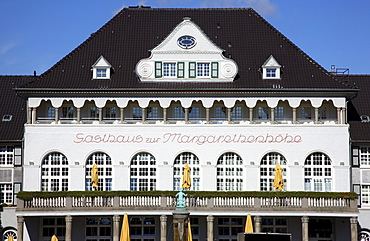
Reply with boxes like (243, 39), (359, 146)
(130, 152), (156, 191)
(197, 62), (210, 77)
(217, 152), (243, 191)
(0, 146), (14, 166)
(0, 183), (13, 204)
(361, 185), (370, 205)
(163, 62), (177, 77)
(260, 152), (287, 191)
(173, 152), (201, 191)
(262, 55), (281, 79)
(41, 152), (69, 192)
(304, 152), (332, 192)
(85, 152), (113, 191)
(360, 147), (370, 166)
(92, 55), (112, 79)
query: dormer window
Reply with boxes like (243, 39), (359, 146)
(97, 69), (107, 78)
(2, 115), (12, 121)
(92, 56), (113, 79)
(266, 68), (277, 78)
(262, 55), (281, 79)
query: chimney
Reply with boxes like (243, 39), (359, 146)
(331, 65), (336, 74)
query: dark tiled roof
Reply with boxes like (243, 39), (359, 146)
(0, 76), (33, 141)
(20, 8), (353, 91)
(347, 75), (370, 141)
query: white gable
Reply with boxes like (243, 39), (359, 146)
(92, 56), (112, 68)
(136, 18), (238, 82)
(262, 55), (281, 68)
(152, 17), (223, 53)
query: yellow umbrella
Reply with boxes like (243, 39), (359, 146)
(51, 234), (58, 241)
(273, 163), (284, 191)
(8, 235), (14, 241)
(120, 213), (130, 241)
(245, 214), (253, 233)
(91, 163), (99, 190)
(188, 218), (193, 241)
(182, 162), (191, 189)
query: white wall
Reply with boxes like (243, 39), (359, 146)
(23, 124), (350, 191)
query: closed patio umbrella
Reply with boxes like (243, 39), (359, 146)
(188, 218), (193, 241)
(273, 163), (284, 191)
(245, 214), (253, 233)
(182, 162), (191, 189)
(51, 234), (58, 241)
(120, 213), (130, 241)
(91, 163), (99, 190)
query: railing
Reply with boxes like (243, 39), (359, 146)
(19, 195), (357, 214)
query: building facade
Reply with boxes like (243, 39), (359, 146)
(1, 6), (370, 241)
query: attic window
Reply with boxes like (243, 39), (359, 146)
(92, 56), (113, 79)
(2, 115), (12, 122)
(262, 55), (281, 79)
(97, 69), (107, 78)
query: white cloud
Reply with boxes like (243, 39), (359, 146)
(200, 0), (278, 17)
(0, 42), (18, 55)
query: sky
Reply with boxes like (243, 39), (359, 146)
(1, 0), (370, 75)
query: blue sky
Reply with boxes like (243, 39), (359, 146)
(1, 0), (369, 75)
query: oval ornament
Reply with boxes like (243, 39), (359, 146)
(177, 35), (196, 49)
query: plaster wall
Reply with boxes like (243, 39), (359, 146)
(23, 124), (350, 191)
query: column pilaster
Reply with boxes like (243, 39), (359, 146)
(17, 216), (24, 241)
(301, 216), (309, 241)
(207, 215), (214, 241)
(254, 216), (261, 233)
(292, 107), (297, 124)
(113, 215), (120, 241)
(65, 215), (73, 241)
(160, 215), (167, 241)
(350, 217), (358, 241)
(120, 108), (124, 124)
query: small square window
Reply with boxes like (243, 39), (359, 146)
(2, 115), (12, 121)
(266, 69), (276, 77)
(97, 69), (107, 78)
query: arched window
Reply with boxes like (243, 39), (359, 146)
(216, 152), (243, 191)
(173, 152), (200, 191)
(85, 152), (112, 191)
(130, 152), (156, 191)
(304, 152), (332, 192)
(260, 152), (287, 191)
(41, 152), (68, 191)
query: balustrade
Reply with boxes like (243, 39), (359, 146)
(19, 195), (356, 213)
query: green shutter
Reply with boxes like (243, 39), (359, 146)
(177, 62), (184, 78)
(189, 62), (196, 78)
(155, 61), (162, 78)
(352, 146), (360, 167)
(211, 62), (218, 78)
